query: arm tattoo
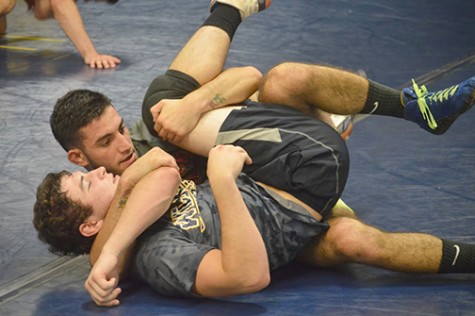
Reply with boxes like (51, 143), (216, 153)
(118, 188), (133, 209)
(208, 94), (226, 109)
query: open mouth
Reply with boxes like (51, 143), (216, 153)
(121, 150), (136, 165)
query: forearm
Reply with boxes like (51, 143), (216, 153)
(50, 0), (97, 59)
(184, 66), (262, 115)
(90, 167), (180, 272)
(100, 168), (180, 264)
(90, 177), (134, 265)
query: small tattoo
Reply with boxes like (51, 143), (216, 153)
(208, 94), (226, 109)
(118, 188), (132, 209)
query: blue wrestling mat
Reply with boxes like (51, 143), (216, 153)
(1, 1), (474, 315)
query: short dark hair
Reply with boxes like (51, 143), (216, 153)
(50, 89), (112, 151)
(33, 171), (95, 256)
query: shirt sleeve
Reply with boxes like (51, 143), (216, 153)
(133, 223), (215, 298)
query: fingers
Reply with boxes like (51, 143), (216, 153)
(153, 119), (181, 143)
(91, 287), (122, 307)
(151, 103), (164, 137)
(150, 102), (162, 122)
(212, 145), (252, 164)
(159, 130), (179, 144)
(86, 55), (121, 69)
(85, 276), (121, 307)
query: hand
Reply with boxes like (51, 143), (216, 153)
(207, 145), (252, 181)
(84, 252), (122, 307)
(121, 147), (179, 186)
(84, 53), (121, 69)
(150, 98), (201, 143)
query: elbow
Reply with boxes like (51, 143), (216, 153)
(249, 271), (271, 292)
(161, 165), (182, 184)
(233, 270), (271, 294)
(154, 165), (182, 195)
(34, 10), (50, 20)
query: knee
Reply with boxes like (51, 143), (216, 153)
(264, 62), (295, 84)
(34, 0), (56, 20)
(326, 218), (381, 261)
(0, 0), (16, 15)
(34, 8), (50, 20)
(259, 62), (301, 103)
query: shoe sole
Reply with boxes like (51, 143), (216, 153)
(433, 88), (475, 135)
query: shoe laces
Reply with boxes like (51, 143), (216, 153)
(410, 79), (458, 130)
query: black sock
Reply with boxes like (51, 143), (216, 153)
(438, 239), (475, 274)
(202, 4), (242, 40)
(361, 80), (404, 118)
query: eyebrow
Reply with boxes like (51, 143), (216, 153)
(94, 118), (124, 145)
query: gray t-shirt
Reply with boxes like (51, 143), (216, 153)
(132, 174), (329, 298)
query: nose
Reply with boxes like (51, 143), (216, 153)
(90, 166), (106, 179)
(117, 133), (131, 153)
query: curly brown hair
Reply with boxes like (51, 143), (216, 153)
(33, 171), (96, 256)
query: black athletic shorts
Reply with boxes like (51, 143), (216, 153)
(141, 70), (207, 183)
(142, 70), (350, 217)
(217, 102), (349, 217)
(142, 69), (201, 137)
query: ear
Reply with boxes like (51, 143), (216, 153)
(67, 148), (90, 168)
(79, 219), (104, 238)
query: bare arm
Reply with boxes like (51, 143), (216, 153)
(89, 147), (179, 265)
(85, 147), (181, 306)
(36, 0), (120, 68)
(193, 145), (271, 297)
(151, 66), (262, 143)
(85, 166), (180, 306)
(86, 148), (180, 307)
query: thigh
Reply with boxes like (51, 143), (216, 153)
(217, 103), (350, 217)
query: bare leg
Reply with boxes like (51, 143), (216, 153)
(297, 217), (442, 273)
(170, 0), (272, 86)
(168, 25), (231, 86)
(0, 15), (5, 36)
(0, 0), (16, 36)
(259, 62), (369, 116)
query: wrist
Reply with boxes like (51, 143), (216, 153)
(183, 87), (216, 114)
(209, 172), (236, 190)
(100, 244), (122, 261)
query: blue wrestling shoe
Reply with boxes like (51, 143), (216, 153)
(402, 76), (475, 134)
(210, 0), (272, 20)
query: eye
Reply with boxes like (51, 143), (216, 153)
(100, 138), (112, 147)
(119, 124), (127, 134)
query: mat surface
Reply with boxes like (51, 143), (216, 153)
(1, 1), (474, 315)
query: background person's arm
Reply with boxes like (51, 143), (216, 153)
(34, 0), (121, 68)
